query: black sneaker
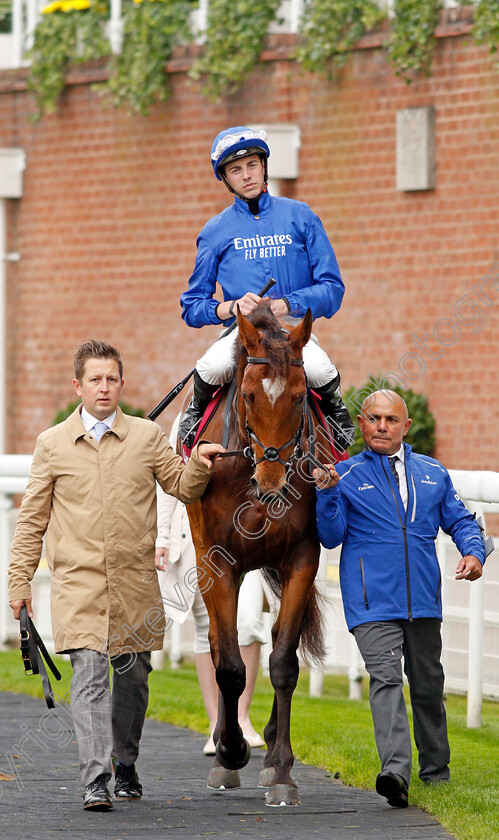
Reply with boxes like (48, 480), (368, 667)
(113, 760), (143, 801)
(83, 774), (113, 811)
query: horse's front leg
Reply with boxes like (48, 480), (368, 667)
(203, 575), (251, 790)
(264, 563), (318, 807)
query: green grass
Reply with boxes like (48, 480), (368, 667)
(0, 649), (497, 840)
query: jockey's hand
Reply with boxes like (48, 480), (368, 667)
(455, 554), (483, 581)
(155, 547), (169, 571)
(9, 598), (33, 620)
(235, 292), (262, 316)
(270, 299), (290, 318)
(312, 464), (339, 490)
(197, 442), (226, 468)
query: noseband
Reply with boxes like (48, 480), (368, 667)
(243, 356), (305, 472)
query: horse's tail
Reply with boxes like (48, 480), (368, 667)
(261, 568), (327, 665)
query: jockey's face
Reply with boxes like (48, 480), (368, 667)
(223, 154), (265, 200)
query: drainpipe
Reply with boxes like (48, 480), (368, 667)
(0, 149), (25, 647)
(0, 198), (6, 454)
(0, 148), (26, 453)
(0, 197), (20, 453)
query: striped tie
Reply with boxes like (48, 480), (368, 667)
(388, 456), (399, 488)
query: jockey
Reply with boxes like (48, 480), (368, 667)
(179, 125), (354, 451)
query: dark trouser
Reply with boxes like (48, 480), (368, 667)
(69, 649), (152, 786)
(353, 619), (450, 787)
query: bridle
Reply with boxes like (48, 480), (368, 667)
(244, 356), (305, 470)
(218, 355), (306, 478)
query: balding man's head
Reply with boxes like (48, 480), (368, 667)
(358, 390), (411, 455)
(361, 390), (408, 421)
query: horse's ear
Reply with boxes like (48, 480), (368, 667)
(237, 307), (261, 355)
(288, 308), (313, 354)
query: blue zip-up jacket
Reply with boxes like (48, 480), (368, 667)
(315, 445), (485, 631)
(180, 190), (344, 328)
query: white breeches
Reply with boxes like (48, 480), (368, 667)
(196, 326), (337, 388)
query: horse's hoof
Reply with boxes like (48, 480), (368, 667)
(207, 766), (241, 790)
(258, 767), (275, 787)
(216, 738), (251, 771)
(265, 783), (300, 807)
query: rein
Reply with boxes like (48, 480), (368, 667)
(216, 356), (306, 472)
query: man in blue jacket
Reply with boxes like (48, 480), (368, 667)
(178, 125), (354, 450)
(313, 389), (485, 808)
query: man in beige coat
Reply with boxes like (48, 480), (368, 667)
(8, 339), (223, 812)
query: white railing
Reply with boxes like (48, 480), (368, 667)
(0, 456), (497, 727)
(0, 455), (34, 647)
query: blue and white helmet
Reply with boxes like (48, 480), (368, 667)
(211, 126), (270, 181)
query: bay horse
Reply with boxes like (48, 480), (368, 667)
(185, 302), (337, 806)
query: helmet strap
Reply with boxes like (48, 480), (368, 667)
(221, 171), (235, 194)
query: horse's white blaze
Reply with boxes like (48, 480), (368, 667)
(262, 376), (286, 406)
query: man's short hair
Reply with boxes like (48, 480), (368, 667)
(73, 340), (123, 381)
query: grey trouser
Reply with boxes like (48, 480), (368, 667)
(353, 619), (450, 787)
(69, 649), (152, 787)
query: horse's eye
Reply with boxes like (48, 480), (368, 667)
(296, 394), (305, 406)
(242, 393), (249, 403)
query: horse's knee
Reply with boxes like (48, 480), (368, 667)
(269, 648), (299, 692)
(216, 658), (246, 697)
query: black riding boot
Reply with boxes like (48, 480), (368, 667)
(314, 376), (355, 453)
(178, 371), (218, 448)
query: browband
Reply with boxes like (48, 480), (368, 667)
(246, 357), (304, 366)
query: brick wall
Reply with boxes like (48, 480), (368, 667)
(1, 21), (498, 471)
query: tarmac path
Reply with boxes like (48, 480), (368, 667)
(0, 692), (454, 840)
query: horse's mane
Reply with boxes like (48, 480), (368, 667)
(234, 301), (292, 377)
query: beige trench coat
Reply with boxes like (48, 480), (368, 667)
(9, 406), (212, 656)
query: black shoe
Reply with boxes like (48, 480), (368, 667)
(178, 371), (218, 449)
(113, 761), (142, 801)
(83, 774), (113, 811)
(421, 775), (450, 786)
(313, 375), (355, 452)
(376, 771), (409, 808)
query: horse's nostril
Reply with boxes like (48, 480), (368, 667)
(250, 476), (262, 498)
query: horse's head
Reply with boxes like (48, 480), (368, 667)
(236, 303), (312, 501)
